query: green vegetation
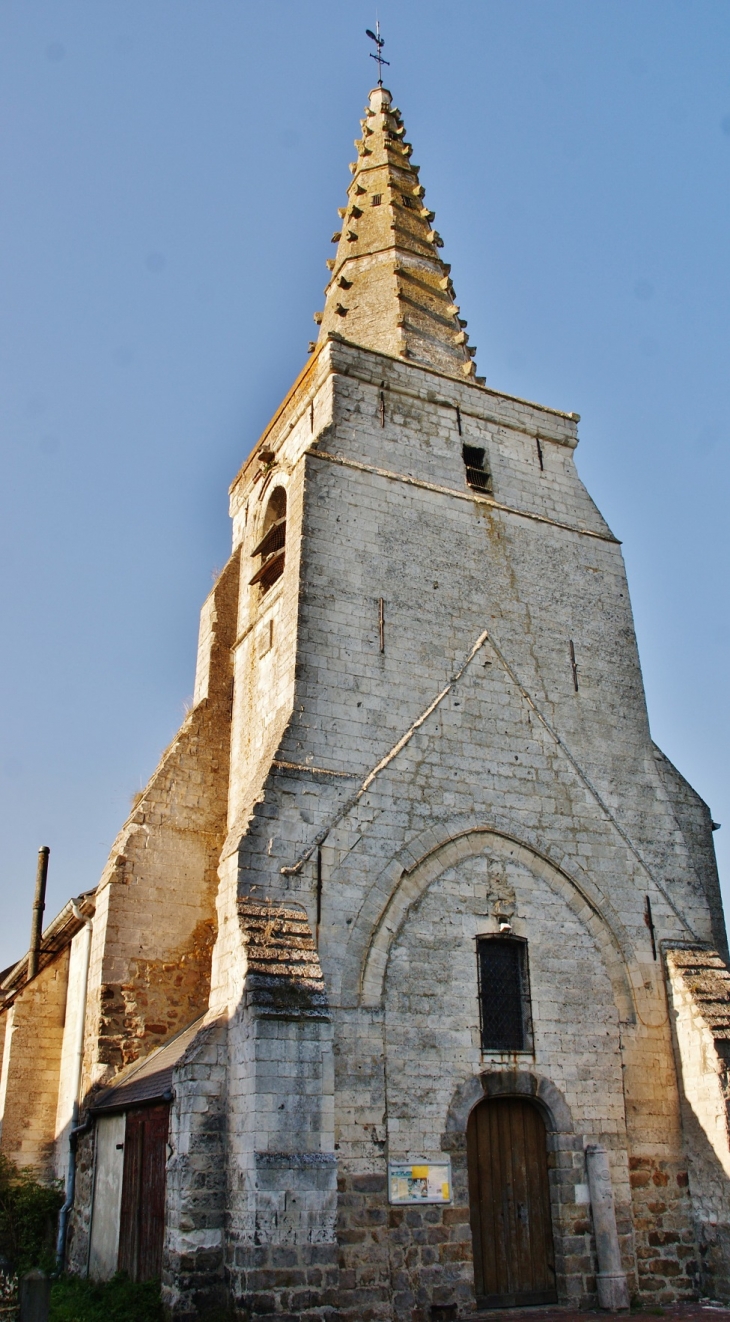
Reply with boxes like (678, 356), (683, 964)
(0, 1154), (62, 1276)
(50, 1274), (163, 1322)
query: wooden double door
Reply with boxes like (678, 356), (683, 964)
(467, 1097), (557, 1308)
(118, 1104), (169, 1282)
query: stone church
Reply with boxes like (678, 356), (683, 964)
(1, 77), (730, 1322)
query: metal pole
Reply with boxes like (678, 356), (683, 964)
(28, 847), (49, 981)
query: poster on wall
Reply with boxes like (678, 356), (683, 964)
(387, 1160), (452, 1205)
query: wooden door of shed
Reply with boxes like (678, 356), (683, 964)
(117, 1103), (169, 1281)
(467, 1097), (557, 1308)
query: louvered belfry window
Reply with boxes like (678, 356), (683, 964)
(249, 487), (287, 593)
(462, 444), (492, 493)
(477, 936), (533, 1052)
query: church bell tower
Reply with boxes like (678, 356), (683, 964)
(179, 70), (727, 1320)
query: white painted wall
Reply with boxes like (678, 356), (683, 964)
(54, 928), (91, 1182)
(88, 1113), (126, 1280)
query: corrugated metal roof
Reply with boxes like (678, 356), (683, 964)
(91, 1014), (209, 1112)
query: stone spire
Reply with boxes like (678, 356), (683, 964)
(313, 86), (483, 384)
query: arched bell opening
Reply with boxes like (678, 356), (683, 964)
(250, 486), (287, 594)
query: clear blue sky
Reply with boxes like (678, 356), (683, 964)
(1, 1), (728, 972)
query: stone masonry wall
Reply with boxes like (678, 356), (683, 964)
(208, 348), (334, 1027)
(163, 1018), (229, 1320)
(66, 1126), (95, 1275)
(225, 901), (337, 1321)
(621, 970), (699, 1306)
(0, 949), (70, 1178)
(655, 752), (727, 961)
(328, 839), (635, 1320)
(380, 847), (629, 1314)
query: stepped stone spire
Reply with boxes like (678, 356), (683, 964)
(314, 86), (483, 384)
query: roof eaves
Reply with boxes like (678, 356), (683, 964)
(0, 888), (97, 999)
(90, 1012), (216, 1113)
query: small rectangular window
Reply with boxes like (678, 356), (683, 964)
(371, 194), (382, 206)
(477, 937), (533, 1052)
(462, 444), (492, 493)
(257, 618), (274, 657)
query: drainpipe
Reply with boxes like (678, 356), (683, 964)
(27, 847), (49, 981)
(55, 900), (93, 1271)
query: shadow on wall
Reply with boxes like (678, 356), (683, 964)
(666, 946), (730, 1300)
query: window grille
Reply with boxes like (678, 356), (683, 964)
(371, 194), (382, 206)
(477, 936), (532, 1051)
(462, 444), (492, 493)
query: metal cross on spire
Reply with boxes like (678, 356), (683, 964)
(366, 21), (389, 86)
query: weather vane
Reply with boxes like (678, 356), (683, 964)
(366, 21), (389, 86)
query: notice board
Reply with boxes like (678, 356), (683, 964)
(387, 1160), (452, 1205)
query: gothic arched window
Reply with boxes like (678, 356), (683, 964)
(249, 486), (287, 593)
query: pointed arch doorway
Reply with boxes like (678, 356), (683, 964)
(467, 1096), (557, 1308)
